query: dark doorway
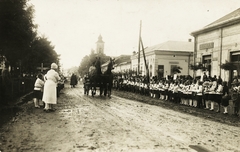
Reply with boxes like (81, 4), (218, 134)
(158, 65), (164, 78)
(230, 51), (240, 82)
(202, 55), (211, 76)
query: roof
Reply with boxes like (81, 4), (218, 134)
(114, 55), (131, 65)
(101, 55), (131, 67)
(118, 61), (131, 66)
(191, 8), (240, 35)
(144, 41), (194, 53)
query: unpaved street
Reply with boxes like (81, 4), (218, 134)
(0, 83), (240, 152)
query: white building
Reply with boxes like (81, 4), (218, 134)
(101, 55), (131, 74)
(131, 40), (194, 78)
(113, 55), (131, 73)
(191, 8), (240, 82)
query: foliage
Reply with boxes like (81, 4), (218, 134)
(171, 66), (182, 74)
(78, 53), (110, 77)
(0, 0), (36, 66)
(0, 0), (60, 76)
(67, 66), (79, 77)
(220, 62), (237, 71)
(24, 37), (60, 73)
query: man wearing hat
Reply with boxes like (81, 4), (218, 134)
(42, 63), (60, 112)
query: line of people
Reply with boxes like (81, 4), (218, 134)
(114, 75), (240, 116)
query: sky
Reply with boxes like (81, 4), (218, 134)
(29, 0), (240, 69)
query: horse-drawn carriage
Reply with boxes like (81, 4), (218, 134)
(83, 57), (115, 98)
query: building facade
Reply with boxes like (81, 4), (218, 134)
(131, 41), (194, 78)
(191, 8), (240, 82)
(101, 55), (131, 74)
(113, 55), (131, 73)
(113, 61), (131, 73)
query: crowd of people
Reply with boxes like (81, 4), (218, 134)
(113, 73), (240, 117)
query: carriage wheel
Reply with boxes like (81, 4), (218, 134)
(86, 88), (89, 96)
(92, 88), (96, 97)
(84, 86), (86, 94)
(108, 91), (111, 98)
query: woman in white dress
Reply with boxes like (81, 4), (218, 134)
(42, 63), (60, 112)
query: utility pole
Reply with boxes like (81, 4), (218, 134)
(41, 63), (43, 72)
(137, 20), (150, 84)
(140, 37), (150, 83)
(137, 20), (141, 76)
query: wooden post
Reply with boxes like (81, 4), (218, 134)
(140, 37), (150, 83)
(193, 36), (197, 78)
(137, 20), (142, 75)
(41, 63), (43, 72)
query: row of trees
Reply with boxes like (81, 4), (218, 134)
(0, 0), (60, 77)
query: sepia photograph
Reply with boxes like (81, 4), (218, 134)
(0, 0), (240, 151)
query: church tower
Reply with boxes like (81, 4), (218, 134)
(96, 35), (104, 54)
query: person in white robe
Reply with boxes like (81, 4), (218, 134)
(42, 63), (60, 112)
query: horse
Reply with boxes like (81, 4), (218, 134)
(88, 57), (103, 96)
(101, 58), (115, 98)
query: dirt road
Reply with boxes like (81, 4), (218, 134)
(0, 83), (240, 152)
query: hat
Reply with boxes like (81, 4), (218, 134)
(51, 63), (58, 69)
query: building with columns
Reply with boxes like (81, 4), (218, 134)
(131, 40), (194, 78)
(191, 8), (240, 82)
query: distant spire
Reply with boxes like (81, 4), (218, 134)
(96, 34), (105, 54)
(96, 34), (104, 43)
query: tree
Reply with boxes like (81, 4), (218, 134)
(171, 66), (182, 74)
(78, 53), (110, 77)
(0, 0), (37, 68)
(220, 61), (237, 81)
(24, 37), (60, 73)
(220, 62), (237, 71)
(78, 55), (90, 77)
(0, 0), (60, 76)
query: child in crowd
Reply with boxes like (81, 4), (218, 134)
(33, 74), (45, 108)
(189, 79), (197, 107)
(208, 80), (218, 111)
(196, 81), (203, 108)
(231, 80), (240, 116)
(215, 81), (223, 113)
(221, 81), (230, 114)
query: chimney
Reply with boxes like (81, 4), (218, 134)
(188, 39), (192, 42)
